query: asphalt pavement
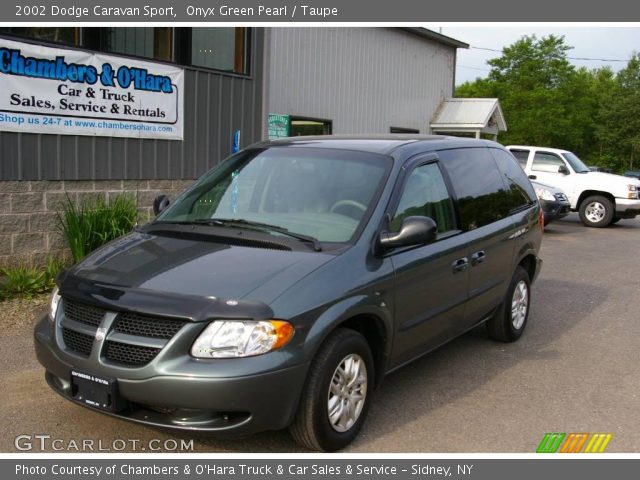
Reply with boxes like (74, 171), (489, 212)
(2, 213), (639, 452)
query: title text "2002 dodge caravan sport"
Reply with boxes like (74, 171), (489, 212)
(35, 136), (542, 451)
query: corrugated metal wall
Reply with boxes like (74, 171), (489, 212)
(0, 29), (264, 181)
(266, 28), (455, 134)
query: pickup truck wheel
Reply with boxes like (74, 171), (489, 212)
(487, 266), (530, 342)
(579, 195), (614, 227)
(289, 329), (374, 451)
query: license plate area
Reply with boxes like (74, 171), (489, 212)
(70, 370), (124, 412)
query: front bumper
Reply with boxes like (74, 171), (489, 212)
(34, 317), (309, 436)
(615, 198), (640, 218)
(540, 198), (571, 224)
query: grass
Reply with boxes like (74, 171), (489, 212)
(0, 256), (67, 300)
(1, 192), (137, 301)
(57, 193), (137, 262)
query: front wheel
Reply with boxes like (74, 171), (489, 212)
(579, 195), (614, 227)
(487, 266), (531, 342)
(289, 329), (374, 451)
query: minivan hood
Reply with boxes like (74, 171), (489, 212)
(65, 230), (335, 305)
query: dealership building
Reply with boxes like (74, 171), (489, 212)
(0, 26), (482, 263)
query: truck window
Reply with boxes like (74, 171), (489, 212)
(532, 152), (566, 173)
(509, 149), (530, 169)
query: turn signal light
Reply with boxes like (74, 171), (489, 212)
(271, 320), (295, 350)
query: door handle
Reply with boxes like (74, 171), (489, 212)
(528, 174), (537, 180)
(451, 257), (469, 273)
(471, 250), (486, 266)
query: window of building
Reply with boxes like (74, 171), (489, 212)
(289, 117), (332, 136)
(90, 28), (173, 62)
(439, 148), (511, 231)
(1, 27), (253, 75)
(0, 27), (80, 46)
(390, 163), (456, 233)
(490, 148), (537, 212)
(190, 27), (248, 74)
(532, 152), (567, 173)
(390, 127), (419, 134)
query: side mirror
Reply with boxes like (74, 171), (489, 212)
(558, 165), (570, 175)
(153, 194), (171, 215)
(379, 216), (438, 250)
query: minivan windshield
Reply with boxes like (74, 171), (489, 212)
(155, 147), (391, 244)
(562, 151), (590, 173)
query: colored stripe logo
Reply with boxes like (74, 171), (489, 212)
(537, 433), (612, 453)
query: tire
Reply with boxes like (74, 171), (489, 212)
(487, 266), (531, 342)
(289, 329), (374, 451)
(579, 195), (614, 227)
(611, 216), (621, 224)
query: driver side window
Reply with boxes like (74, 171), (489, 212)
(390, 163), (456, 233)
(532, 152), (567, 173)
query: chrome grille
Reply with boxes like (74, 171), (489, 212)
(59, 299), (188, 367)
(554, 193), (568, 201)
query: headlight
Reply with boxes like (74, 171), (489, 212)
(534, 187), (556, 202)
(49, 286), (61, 322)
(191, 320), (294, 358)
(628, 184), (638, 192)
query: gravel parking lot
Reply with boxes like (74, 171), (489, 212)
(2, 213), (639, 453)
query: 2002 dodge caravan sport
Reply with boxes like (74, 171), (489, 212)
(35, 136), (543, 451)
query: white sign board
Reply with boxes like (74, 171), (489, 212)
(0, 38), (184, 140)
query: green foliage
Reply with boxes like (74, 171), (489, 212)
(455, 35), (640, 172)
(593, 53), (640, 171)
(0, 255), (67, 300)
(57, 193), (137, 262)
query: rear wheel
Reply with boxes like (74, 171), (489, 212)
(289, 329), (374, 451)
(579, 195), (614, 227)
(487, 266), (531, 342)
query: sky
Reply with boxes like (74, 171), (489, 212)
(435, 26), (640, 85)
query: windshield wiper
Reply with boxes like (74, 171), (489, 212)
(189, 218), (323, 252)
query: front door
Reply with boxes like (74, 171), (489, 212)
(528, 151), (576, 202)
(387, 158), (468, 369)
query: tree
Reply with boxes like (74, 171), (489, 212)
(595, 54), (640, 171)
(456, 35), (597, 158)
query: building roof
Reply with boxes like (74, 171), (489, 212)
(430, 98), (507, 131)
(401, 28), (469, 49)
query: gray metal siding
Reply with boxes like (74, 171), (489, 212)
(0, 29), (264, 181)
(266, 28), (455, 135)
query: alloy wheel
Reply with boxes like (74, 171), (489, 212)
(327, 353), (368, 432)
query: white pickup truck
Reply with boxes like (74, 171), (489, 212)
(507, 146), (640, 227)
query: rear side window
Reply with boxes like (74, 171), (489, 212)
(509, 149), (530, 168)
(490, 148), (537, 211)
(532, 152), (566, 173)
(390, 163), (456, 234)
(439, 148), (512, 231)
